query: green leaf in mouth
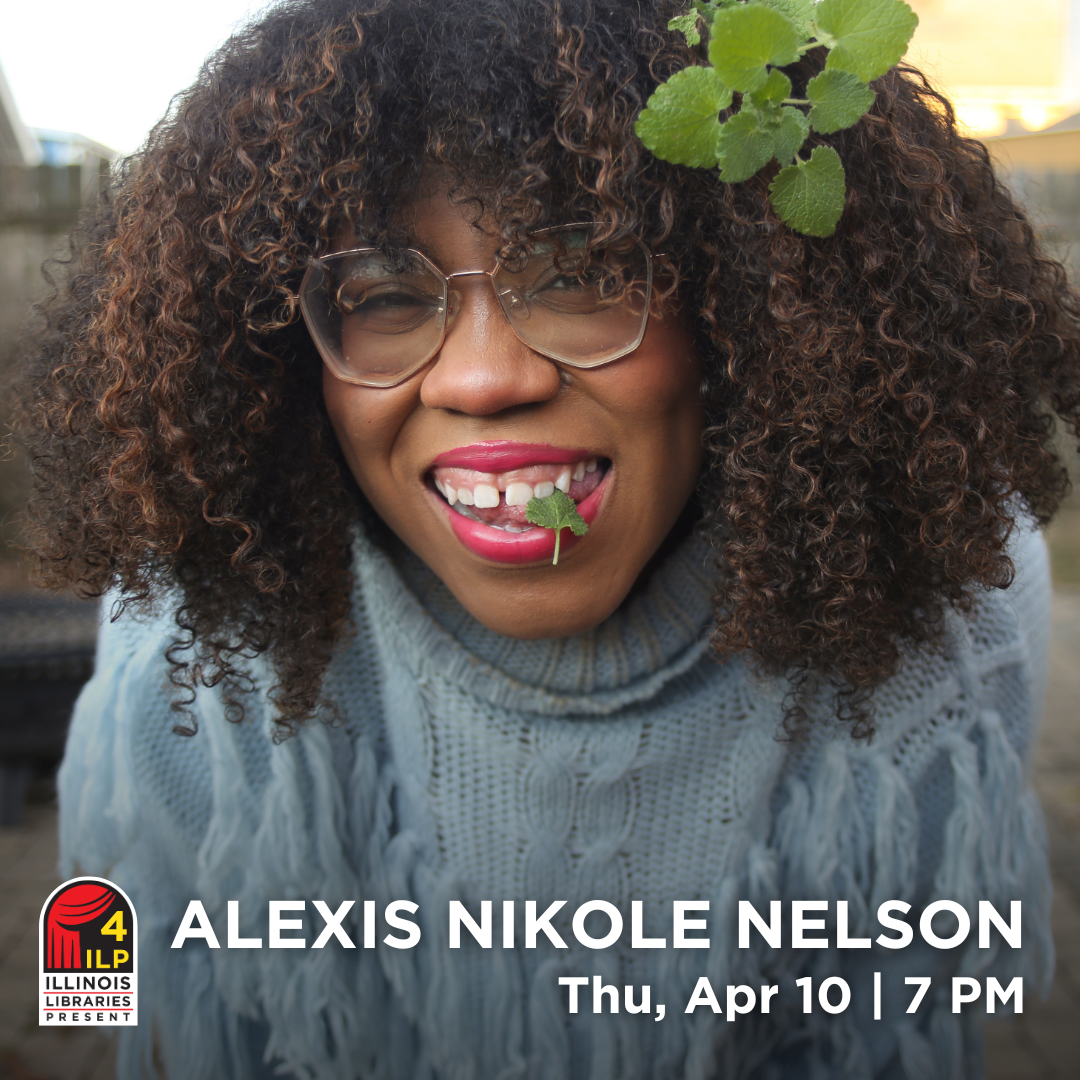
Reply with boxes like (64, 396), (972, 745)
(525, 489), (589, 566)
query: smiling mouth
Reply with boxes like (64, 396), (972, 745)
(428, 457), (610, 531)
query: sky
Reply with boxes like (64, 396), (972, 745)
(1, 0), (268, 156)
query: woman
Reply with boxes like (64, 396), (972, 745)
(20, 0), (1078, 1076)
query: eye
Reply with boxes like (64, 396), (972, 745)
(336, 280), (442, 333)
(527, 254), (613, 314)
(544, 267), (603, 291)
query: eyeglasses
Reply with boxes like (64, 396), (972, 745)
(298, 223), (654, 388)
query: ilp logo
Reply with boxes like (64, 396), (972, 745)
(39, 876), (138, 1026)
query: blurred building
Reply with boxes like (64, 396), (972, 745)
(895, 3), (1080, 280)
(983, 125), (1080, 279)
(0, 61), (39, 168)
(0, 64), (106, 822)
(0, 62), (113, 363)
(0, 60), (114, 554)
(0, 60), (113, 354)
(908, 0), (1080, 137)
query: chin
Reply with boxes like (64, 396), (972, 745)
(463, 599), (621, 640)
(430, 559), (632, 640)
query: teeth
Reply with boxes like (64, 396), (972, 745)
(505, 482), (533, 506)
(434, 457), (602, 508)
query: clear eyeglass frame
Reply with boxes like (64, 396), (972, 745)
(296, 223), (655, 389)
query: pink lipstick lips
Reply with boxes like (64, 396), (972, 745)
(430, 442), (593, 471)
(427, 441), (610, 564)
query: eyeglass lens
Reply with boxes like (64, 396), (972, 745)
(299, 226), (652, 388)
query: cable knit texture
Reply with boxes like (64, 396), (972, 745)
(59, 526), (1053, 1080)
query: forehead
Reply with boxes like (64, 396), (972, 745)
(333, 184), (499, 270)
(335, 167), (620, 267)
(396, 188), (501, 273)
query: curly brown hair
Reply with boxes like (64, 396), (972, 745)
(16, 0), (1080, 736)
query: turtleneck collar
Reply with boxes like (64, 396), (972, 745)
(352, 528), (720, 716)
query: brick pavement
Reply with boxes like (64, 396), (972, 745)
(1, 594), (1079, 1080)
(0, 803), (115, 1080)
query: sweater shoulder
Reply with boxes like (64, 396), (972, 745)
(769, 523), (1052, 899)
(59, 597), (257, 874)
(59, 571), (389, 879)
(879, 520), (1050, 768)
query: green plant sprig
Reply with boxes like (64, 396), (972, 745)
(525, 489), (589, 565)
(634, 0), (918, 236)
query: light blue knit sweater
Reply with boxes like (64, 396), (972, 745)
(59, 525), (1053, 1080)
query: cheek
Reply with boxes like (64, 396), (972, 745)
(614, 320), (704, 436)
(321, 367), (413, 490)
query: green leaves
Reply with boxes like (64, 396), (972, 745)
(759, 0), (815, 37)
(815, 0), (919, 82)
(634, 0), (918, 236)
(715, 111), (775, 182)
(634, 67), (733, 168)
(525, 490), (589, 566)
(708, 4), (800, 92)
(806, 69), (875, 133)
(749, 68), (792, 106)
(715, 103), (807, 181)
(768, 145), (847, 236)
(772, 104), (810, 161)
(668, 12), (702, 46)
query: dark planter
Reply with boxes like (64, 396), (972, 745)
(0, 595), (97, 825)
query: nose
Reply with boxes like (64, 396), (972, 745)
(418, 278), (562, 414)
